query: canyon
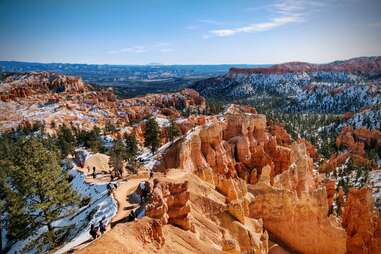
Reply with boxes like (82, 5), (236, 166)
(75, 103), (381, 254)
(1, 70), (380, 254)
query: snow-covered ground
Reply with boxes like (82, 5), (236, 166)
(369, 170), (381, 211)
(55, 169), (117, 254)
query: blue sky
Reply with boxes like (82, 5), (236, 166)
(0, 0), (380, 64)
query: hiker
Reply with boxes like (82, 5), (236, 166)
(141, 181), (150, 203)
(92, 166), (96, 179)
(115, 169), (120, 179)
(110, 170), (115, 181)
(127, 210), (136, 222)
(107, 183), (114, 195)
(87, 166), (91, 173)
(90, 224), (99, 239)
(149, 170), (154, 179)
(99, 217), (107, 235)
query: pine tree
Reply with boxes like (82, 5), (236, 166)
(90, 126), (102, 152)
(57, 124), (76, 158)
(105, 121), (117, 133)
(0, 149), (14, 252)
(124, 133), (139, 163)
(76, 126), (102, 152)
(109, 138), (126, 176)
(4, 137), (80, 248)
(144, 117), (161, 153)
(168, 117), (180, 142)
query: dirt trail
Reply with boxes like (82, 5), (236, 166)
(69, 152), (153, 252)
(111, 178), (145, 223)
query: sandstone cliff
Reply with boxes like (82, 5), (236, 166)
(342, 188), (381, 254)
(0, 72), (91, 101)
(154, 104), (347, 254)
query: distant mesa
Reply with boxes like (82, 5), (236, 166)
(228, 56), (381, 76)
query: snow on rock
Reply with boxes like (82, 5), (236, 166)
(369, 170), (381, 211)
(155, 116), (170, 127)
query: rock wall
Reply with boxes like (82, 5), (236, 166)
(249, 143), (347, 254)
(154, 104), (347, 254)
(157, 104), (294, 183)
(145, 179), (192, 231)
(0, 72), (91, 101)
(342, 188), (381, 254)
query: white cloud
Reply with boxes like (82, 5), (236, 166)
(185, 25), (198, 30)
(209, 15), (301, 37)
(369, 21), (381, 28)
(121, 46), (147, 53)
(199, 19), (223, 25)
(108, 46), (147, 54)
(108, 43), (174, 54)
(159, 48), (174, 52)
(206, 0), (327, 38)
(153, 42), (171, 47)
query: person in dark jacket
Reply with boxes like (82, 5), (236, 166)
(127, 210), (136, 222)
(107, 183), (113, 195)
(92, 166), (96, 179)
(99, 217), (107, 234)
(90, 224), (99, 239)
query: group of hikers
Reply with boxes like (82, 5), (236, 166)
(86, 164), (155, 242)
(106, 182), (118, 195)
(87, 165), (124, 181)
(89, 217), (107, 240)
(87, 166), (98, 179)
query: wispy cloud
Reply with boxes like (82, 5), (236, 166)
(185, 19), (224, 31)
(185, 25), (198, 30)
(206, 0), (326, 38)
(108, 42), (174, 54)
(153, 42), (171, 48)
(159, 48), (174, 52)
(199, 19), (224, 25)
(368, 21), (381, 28)
(209, 16), (301, 37)
(108, 46), (147, 54)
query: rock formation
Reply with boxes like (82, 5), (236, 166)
(0, 72), (91, 101)
(156, 104), (294, 182)
(146, 179), (192, 230)
(228, 56), (381, 76)
(77, 218), (165, 254)
(337, 126), (381, 152)
(0, 72), (206, 133)
(154, 104), (347, 254)
(319, 126), (380, 173)
(249, 143), (346, 254)
(342, 188), (381, 254)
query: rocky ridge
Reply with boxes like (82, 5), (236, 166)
(151, 104), (381, 254)
(0, 72), (91, 101)
(192, 57), (381, 118)
(229, 56), (381, 76)
(0, 72), (206, 133)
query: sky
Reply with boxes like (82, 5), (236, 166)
(0, 0), (380, 65)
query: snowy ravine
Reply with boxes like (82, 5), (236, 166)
(7, 167), (117, 254)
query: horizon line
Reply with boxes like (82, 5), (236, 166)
(0, 55), (379, 67)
